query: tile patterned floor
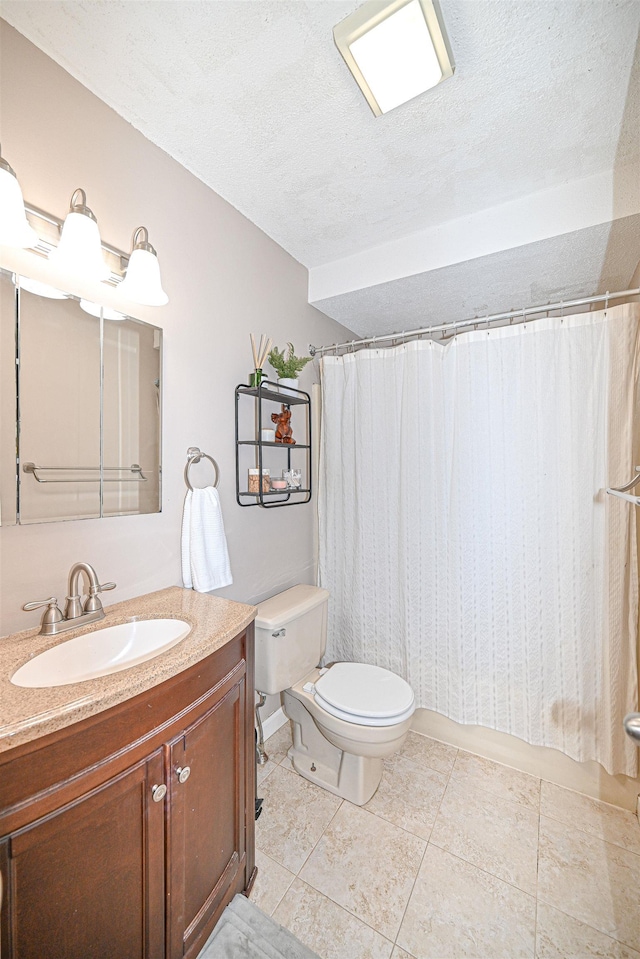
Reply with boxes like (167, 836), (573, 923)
(251, 724), (640, 959)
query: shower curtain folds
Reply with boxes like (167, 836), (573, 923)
(318, 305), (639, 777)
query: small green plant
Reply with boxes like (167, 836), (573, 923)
(267, 342), (312, 379)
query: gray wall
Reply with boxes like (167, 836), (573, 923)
(0, 21), (352, 636)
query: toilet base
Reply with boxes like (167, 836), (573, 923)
(283, 690), (384, 805)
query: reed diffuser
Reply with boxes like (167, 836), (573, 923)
(249, 333), (272, 387)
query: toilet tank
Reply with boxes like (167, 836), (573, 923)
(254, 585), (329, 695)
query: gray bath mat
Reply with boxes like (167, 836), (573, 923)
(200, 894), (321, 959)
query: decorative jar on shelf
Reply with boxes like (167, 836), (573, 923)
(248, 468), (270, 493)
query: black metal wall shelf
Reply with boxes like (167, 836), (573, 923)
(235, 379), (312, 509)
(237, 441), (311, 450)
(237, 385), (308, 406)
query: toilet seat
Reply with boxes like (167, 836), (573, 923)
(313, 662), (415, 728)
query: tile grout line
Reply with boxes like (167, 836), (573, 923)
(536, 810), (640, 857)
(539, 775), (640, 815)
(440, 748), (536, 872)
(430, 761), (541, 899)
(533, 897), (640, 956)
(293, 800), (402, 951)
(444, 774), (541, 813)
(539, 808), (640, 862)
(533, 786), (541, 959)
(394, 752), (454, 780)
(258, 733), (344, 881)
(426, 843), (538, 902)
(412, 730), (544, 778)
(391, 746), (460, 950)
(446, 762), (542, 811)
(286, 875), (397, 956)
(294, 796), (344, 877)
(253, 849), (296, 918)
(362, 759), (451, 843)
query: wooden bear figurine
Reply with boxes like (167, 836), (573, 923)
(271, 405), (296, 445)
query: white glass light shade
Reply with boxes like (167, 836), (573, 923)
(48, 190), (109, 282)
(49, 209), (110, 281)
(19, 276), (67, 299)
(118, 233), (168, 307)
(0, 163), (38, 248)
(80, 299), (126, 320)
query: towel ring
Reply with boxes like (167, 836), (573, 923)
(184, 447), (220, 491)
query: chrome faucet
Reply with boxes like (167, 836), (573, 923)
(23, 563), (116, 636)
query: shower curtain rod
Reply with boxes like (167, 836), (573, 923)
(308, 287), (640, 357)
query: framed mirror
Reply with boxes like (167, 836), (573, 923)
(0, 271), (18, 525)
(0, 271), (162, 525)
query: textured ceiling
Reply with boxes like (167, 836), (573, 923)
(310, 215), (640, 337)
(2, 0), (640, 329)
(3, 0), (639, 269)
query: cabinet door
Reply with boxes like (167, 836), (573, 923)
(0, 751), (165, 959)
(166, 675), (247, 959)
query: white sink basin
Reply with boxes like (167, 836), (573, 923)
(11, 619), (191, 688)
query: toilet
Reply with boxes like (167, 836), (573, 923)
(254, 584), (415, 805)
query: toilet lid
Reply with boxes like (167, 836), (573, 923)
(314, 662), (414, 722)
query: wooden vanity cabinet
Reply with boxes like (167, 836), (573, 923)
(0, 751), (166, 959)
(166, 668), (249, 958)
(0, 624), (256, 959)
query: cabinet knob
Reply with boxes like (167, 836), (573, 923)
(151, 783), (167, 802)
(176, 765), (191, 784)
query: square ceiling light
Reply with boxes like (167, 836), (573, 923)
(334, 0), (454, 116)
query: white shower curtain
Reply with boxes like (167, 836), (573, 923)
(319, 304), (639, 777)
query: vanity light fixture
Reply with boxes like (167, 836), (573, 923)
(48, 189), (110, 282)
(1, 179), (168, 307)
(117, 226), (168, 307)
(333, 0), (454, 116)
(0, 145), (38, 248)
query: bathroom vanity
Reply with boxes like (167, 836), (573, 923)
(0, 587), (257, 959)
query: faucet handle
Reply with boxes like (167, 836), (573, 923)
(84, 581), (117, 613)
(23, 598), (64, 626)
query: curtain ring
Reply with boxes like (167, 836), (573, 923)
(605, 290), (609, 315)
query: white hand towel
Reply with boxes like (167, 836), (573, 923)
(181, 486), (233, 592)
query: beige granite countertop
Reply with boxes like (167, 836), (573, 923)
(0, 587), (256, 754)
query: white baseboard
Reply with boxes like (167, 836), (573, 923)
(261, 706), (288, 741)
